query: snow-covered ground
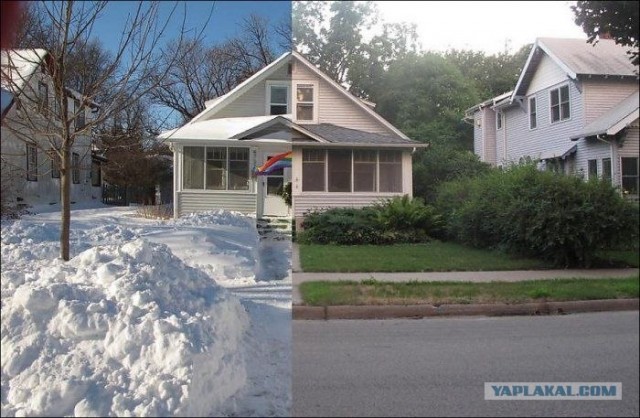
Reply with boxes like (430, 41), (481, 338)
(1, 204), (291, 417)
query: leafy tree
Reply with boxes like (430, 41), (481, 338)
(572, 1), (639, 65)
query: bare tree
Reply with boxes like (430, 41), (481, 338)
(1, 1), (203, 260)
(150, 13), (283, 123)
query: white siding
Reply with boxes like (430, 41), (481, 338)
(177, 191), (256, 216)
(582, 80), (638, 124)
(212, 64), (290, 119)
(613, 123), (639, 188)
(526, 54), (569, 95)
(293, 193), (405, 217)
(292, 59), (396, 135)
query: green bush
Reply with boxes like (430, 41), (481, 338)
(298, 196), (442, 245)
(436, 163), (639, 267)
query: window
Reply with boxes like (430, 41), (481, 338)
(302, 149), (325, 191)
(268, 84), (289, 115)
(91, 160), (101, 187)
(206, 147), (227, 190)
(295, 83), (315, 122)
(588, 159), (598, 179)
(74, 99), (85, 130)
(26, 144), (37, 181)
(529, 96), (537, 129)
(550, 85), (570, 122)
(183, 146), (249, 191)
(328, 150), (352, 192)
(379, 151), (402, 192)
(602, 158), (612, 183)
(183, 146), (205, 189)
(38, 81), (48, 111)
(228, 148), (249, 190)
(621, 157), (639, 196)
(72, 153), (80, 184)
(48, 150), (60, 179)
(496, 111), (503, 130)
(353, 150), (377, 192)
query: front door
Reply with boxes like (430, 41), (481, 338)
(263, 154), (290, 216)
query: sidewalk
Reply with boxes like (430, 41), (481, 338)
(291, 244), (639, 317)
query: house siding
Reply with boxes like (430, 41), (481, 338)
(582, 80), (639, 124)
(613, 123), (640, 188)
(292, 59), (396, 135)
(177, 191), (256, 216)
(526, 53), (569, 95)
(502, 79), (584, 165)
(212, 64), (290, 119)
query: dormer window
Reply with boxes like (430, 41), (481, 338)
(266, 82), (289, 115)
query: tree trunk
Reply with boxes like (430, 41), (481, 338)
(60, 144), (71, 261)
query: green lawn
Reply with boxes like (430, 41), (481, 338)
(299, 242), (551, 272)
(299, 277), (640, 306)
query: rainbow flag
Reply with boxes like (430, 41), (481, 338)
(256, 151), (292, 175)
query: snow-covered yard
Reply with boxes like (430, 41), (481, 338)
(1, 204), (291, 417)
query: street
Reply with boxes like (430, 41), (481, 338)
(293, 312), (639, 417)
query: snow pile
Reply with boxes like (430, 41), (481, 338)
(1, 238), (249, 417)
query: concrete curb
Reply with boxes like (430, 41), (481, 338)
(292, 298), (639, 320)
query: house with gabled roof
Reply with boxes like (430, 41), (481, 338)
(1, 49), (103, 211)
(465, 38), (639, 198)
(161, 51), (426, 225)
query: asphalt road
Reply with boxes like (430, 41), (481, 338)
(292, 311), (639, 417)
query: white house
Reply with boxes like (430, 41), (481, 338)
(162, 51), (426, 226)
(1, 49), (103, 210)
(466, 38), (639, 198)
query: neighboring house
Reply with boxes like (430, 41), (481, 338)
(466, 38), (639, 198)
(1, 49), (104, 210)
(161, 51), (425, 226)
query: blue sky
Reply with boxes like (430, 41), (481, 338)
(92, 1), (291, 55)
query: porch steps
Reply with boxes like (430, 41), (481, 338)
(257, 217), (292, 241)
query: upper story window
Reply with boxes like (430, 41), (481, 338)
(38, 81), (48, 111)
(74, 98), (85, 130)
(295, 82), (317, 123)
(267, 82), (289, 115)
(72, 152), (80, 184)
(26, 144), (37, 181)
(550, 85), (570, 123)
(496, 111), (503, 130)
(529, 96), (537, 129)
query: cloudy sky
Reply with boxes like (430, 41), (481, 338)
(374, 1), (586, 54)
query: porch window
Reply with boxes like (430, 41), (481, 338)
(183, 146), (249, 191)
(206, 147), (227, 190)
(550, 85), (570, 123)
(379, 151), (402, 192)
(328, 150), (352, 192)
(26, 144), (37, 181)
(602, 158), (612, 183)
(228, 147), (249, 190)
(183, 146), (205, 189)
(354, 150), (377, 192)
(621, 157), (638, 196)
(268, 84), (289, 115)
(72, 152), (80, 184)
(529, 96), (537, 129)
(302, 149), (325, 191)
(588, 159), (597, 179)
(296, 83), (314, 122)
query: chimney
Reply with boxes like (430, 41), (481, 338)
(599, 31), (613, 40)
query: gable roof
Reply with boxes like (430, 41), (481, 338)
(302, 124), (422, 146)
(512, 37), (638, 98)
(188, 51), (408, 140)
(1, 49), (49, 92)
(570, 91), (639, 140)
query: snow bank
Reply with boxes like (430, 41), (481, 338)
(1, 238), (249, 417)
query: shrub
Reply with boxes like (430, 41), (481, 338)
(298, 196), (442, 245)
(436, 163), (639, 267)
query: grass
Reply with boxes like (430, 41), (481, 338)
(299, 242), (551, 272)
(595, 249), (639, 268)
(299, 276), (640, 306)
